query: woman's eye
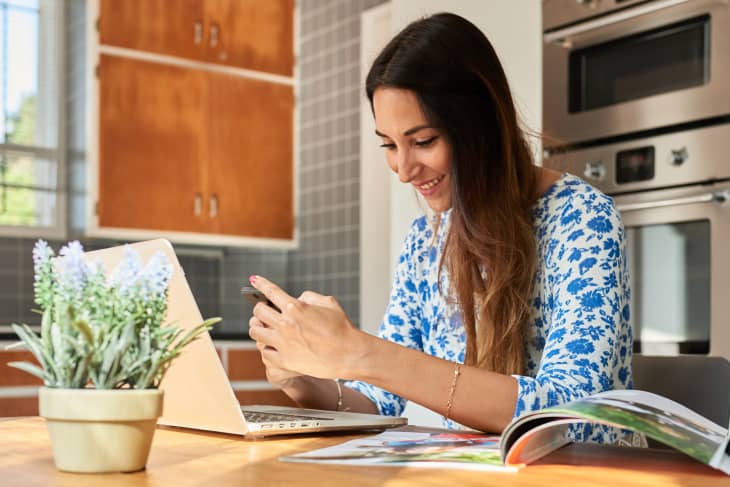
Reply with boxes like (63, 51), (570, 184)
(415, 136), (438, 147)
(379, 142), (396, 150)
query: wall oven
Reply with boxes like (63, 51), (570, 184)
(543, 0), (730, 145)
(544, 122), (730, 359)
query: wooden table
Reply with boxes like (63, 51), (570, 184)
(2, 417), (729, 486)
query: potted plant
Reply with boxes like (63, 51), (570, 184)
(6, 240), (220, 473)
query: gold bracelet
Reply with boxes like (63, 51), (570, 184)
(445, 363), (461, 420)
(334, 379), (343, 411)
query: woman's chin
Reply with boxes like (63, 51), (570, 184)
(425, 197), (451, 213)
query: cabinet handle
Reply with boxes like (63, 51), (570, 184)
(193, 21), (203, 45)
(194, 193), (202, 216)
(209, 23), (219, 48)
(210, 194), (219, 218)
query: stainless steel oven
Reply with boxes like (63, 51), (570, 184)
(544, 122), (730, 359)
(543, 0), (730, 145)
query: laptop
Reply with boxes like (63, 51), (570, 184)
(85, 239), (406, 438)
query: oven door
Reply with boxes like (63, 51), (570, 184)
(544, 0), (730, 145)
(616, 182), (730, 359)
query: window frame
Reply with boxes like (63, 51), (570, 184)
(0, 0), (67, 240)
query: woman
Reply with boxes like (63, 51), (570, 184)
(248, 13), (632, 439)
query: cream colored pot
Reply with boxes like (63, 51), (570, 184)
(38, 387), (163, 473)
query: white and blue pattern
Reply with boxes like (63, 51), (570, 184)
(346, 173), (633, 443)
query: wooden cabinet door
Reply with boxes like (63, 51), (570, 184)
(204, 0), (294, 76)
(99, 0), (206, 61)
(206, 71), (294, 239)
(98, 55), (209, 233)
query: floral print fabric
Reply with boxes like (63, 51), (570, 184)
(346, 173), (633, 443)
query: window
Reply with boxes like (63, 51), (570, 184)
(0, 0), (64, 237)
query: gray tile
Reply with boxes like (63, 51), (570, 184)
(0, 276), (22, 299)
(0, 295), (19, 322)
(0, 246), (21, 270)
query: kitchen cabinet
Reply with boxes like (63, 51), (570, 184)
(203, 0), (294, 76)
(99, 0), (294, 76)
(91, 0), (295, 245)
(99, 0), (207, 62)
(207, 72), (294, 238)
(97, 55), (294, 239)
(98, 55), (211, 233)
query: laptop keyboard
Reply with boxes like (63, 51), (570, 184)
(241, 409), (334, 423)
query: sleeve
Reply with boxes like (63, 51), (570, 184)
(344, 217), (428, 416)
(513, 193), (631, 419)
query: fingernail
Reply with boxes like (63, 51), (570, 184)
(249, 275), (257, 284)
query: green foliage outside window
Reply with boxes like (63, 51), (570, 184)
(1, 94), (39, 226)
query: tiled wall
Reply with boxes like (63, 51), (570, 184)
(0, 0), (385, 415)
(287, 0), (385, 326)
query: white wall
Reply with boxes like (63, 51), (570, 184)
(360, 0), (542, 426)
(359, 3), (394, 336)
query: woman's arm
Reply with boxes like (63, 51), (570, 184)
(273, 375), (379, 414)
(249, 275), (518, 433)
(351, 331), (519, 432)
(511, 189), (632, 419)
(251, 333), (378, 414)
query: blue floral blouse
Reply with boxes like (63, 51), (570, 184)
(346, 173), (633, 443)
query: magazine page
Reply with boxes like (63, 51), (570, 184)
(501, 418), (576, 465)
(502, 389), (728, 466)
(281, 430), (520, 472)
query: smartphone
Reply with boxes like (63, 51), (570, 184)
(241, 286), (281, 312)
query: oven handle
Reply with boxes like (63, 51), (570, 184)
(616, 190), (730, 213)
(543, 0), (715, 45)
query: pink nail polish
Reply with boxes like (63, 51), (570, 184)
(249, 275), (257, 284)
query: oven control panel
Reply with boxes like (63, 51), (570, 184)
(543, 122), (730, 195)
(616, 146), (655, 184)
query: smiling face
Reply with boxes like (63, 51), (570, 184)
(373, 87), (452, 212)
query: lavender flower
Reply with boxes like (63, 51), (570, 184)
(58, 241), (89, 296)
(110, 245), (143, 294)
(139, 252), (173, 297)
(32, 240), (54, 273)
(32, 240), (56, 310)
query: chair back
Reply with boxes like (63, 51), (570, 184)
(632, 354), (730, 429)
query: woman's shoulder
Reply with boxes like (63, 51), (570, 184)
(533, 173), (624, 268)
(544, 173), (614, 205)
(536, 173), (620, 232)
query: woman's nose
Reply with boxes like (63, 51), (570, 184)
(396, 149), (418, 183)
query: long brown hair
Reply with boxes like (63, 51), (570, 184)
(366, 13), (538, 375)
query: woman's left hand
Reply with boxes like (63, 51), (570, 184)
(247, 275), (366, 380)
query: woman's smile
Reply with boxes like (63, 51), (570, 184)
(415, 174), (447, 196)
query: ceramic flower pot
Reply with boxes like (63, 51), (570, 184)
(38, 387), (164, 473)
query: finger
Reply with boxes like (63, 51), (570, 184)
(257, 340), (277, 354)
(261, 346), (283, 368)
(253, 301), (287, 327)
(249, 315), (266, 329)
(299, 290), (338, 308)
(253, 334), (274, 352)
(250, 275), (297, 313)
(248, 321), (279, 348)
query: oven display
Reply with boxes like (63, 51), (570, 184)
(616, 146), (655, 184)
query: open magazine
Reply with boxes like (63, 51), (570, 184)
(282, 389), (730, 474)
(281, 430), (515, 472)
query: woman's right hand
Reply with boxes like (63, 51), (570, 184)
(250, 316), (304, 390)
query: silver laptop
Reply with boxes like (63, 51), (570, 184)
(85, 239), (406, 438)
